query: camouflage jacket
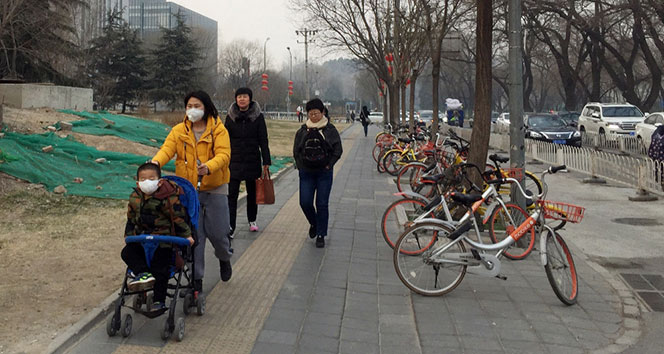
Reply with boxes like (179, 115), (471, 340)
(125, 179), (192, 238)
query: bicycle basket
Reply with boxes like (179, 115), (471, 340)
(537, 201), (586, 223)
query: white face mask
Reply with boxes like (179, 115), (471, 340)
(186, 108), (205, 122)
(138, 179), (159, 195)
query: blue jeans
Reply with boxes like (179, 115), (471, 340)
(299, 169), (333, 237)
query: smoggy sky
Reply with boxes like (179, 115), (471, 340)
(171, 0), (326, 69)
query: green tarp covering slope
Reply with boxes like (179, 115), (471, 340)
(57, 110), (171, 147)
(0, 130), (293, 199)
(0, 131), (175, 199)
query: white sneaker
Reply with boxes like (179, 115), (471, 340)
(249, 221), (259, 232)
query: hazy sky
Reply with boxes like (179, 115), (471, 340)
(171, 0), (320, 69)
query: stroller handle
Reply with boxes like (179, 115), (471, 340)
(125, 235), (191, 247)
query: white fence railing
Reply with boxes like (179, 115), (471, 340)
(264, 111), (299, 121)
(443, 124), (663, 197)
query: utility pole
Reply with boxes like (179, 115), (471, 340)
(296, 29), (317, 101)
(508, 0), (526, 208)
(287, 46), (293, 113)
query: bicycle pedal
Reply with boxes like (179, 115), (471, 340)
(495, 274), (507, 281)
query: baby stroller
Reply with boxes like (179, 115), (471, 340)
(106, 176), (205, 341)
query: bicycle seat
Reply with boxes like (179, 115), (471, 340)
(398, 137), (412, 144)
(489, 154), (509, 164)
(422, 174), (445, 183)
(450, 192), (483, 206)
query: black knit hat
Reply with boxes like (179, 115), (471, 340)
(235, 87), (253, 102)
(305, 98), (325, 112)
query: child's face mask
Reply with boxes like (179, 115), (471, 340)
(186, 108), (204, 122)
(138, 179), (159, 195)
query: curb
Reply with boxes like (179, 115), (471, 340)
(577, 252), (644, 354)
(46, 163), (296, 354)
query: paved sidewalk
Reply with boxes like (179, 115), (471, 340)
(65, 124), (634, 354)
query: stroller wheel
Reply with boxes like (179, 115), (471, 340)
(160, 319), (172, 340)
(196, 294), (206, 316)
(183, 293), (193, 316)
(175, 317), (185, 342)
(120, 314), (132, 338)
(145, 292), (154, 311)
(106, 313), (119, 337)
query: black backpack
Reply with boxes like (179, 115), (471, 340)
(301, 127), (330, 168)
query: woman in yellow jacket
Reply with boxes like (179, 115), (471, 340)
(152, 90), (233, 294)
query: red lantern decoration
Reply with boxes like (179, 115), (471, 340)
(388, 66), (393, 75)
(261, 86), (268, 91)
(261, 73), (269, 79)
(406, 78), (411, 86)
(288, 80), (293, 85)
(379, 92), (384, 97)
(261, 79), (268, 85)
(288, 90), (293, 96)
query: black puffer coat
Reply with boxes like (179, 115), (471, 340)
(224, 101), (271, 180)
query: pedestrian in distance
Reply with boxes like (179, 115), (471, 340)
(293, 98), (343, 248)
(648, 125), (664, 190)
(152, 90), (234, 293)
(224, 88), (271, 238)
(351, 110), (356, 122)
(296, 105), (303, 122)
(360, 106), (370, 137)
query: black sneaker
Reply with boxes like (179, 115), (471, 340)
(220, 260), (232, 282)
(309, 225), (316, 239)
(315, 235), (325, 248)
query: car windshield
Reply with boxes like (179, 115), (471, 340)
(562, 113), (580, 121)
(602, 106), (643, 118)
(528, 116), (566, 128)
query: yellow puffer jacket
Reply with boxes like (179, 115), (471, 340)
(153, 116), (231, 191)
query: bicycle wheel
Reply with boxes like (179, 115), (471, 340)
(383, 150), (403, 176)
(396, 162), (427, 193)
(544, 230), (578, 305)
(394, 222), (466, 296)
(524, 171), (543, 196)
(372, 143), (384, 163)
(381, 198), (431, 249)
(488, 203), (535, 260)
(413, 180), (437, 199)
(377, 151), (388, 173)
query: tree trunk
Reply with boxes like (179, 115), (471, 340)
(468, 0), (493, 186)
(431, 47), (441, 136)
(409, 71), (418, 134)
(401, 84), (407, 126)
(388, 82), (399, 126)
(121, 100), (127, 113)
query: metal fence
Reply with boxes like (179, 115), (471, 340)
(443, 124), (663, 197)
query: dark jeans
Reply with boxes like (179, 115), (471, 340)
(228, 178), (257, 232)
(121, 243), (172, 302)
(363, 124), (368, 137)
(299, 169), (333, 237)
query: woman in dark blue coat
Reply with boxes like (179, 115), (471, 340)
(225, 88), (271, 237)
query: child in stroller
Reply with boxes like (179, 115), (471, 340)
(107, 162), (204, 341)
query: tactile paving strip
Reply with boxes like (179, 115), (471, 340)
(113, 126), (359, 353)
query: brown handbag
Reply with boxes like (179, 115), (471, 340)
(256, 165), (275, 204)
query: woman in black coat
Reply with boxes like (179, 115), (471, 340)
(225, 88), (271, 237)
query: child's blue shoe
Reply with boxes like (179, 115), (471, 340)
(128, 272), (155, 292)
(151, 301), (166, 312)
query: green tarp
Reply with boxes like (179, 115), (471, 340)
(0, 130), (293, 200)
(57, 110), (171, 147)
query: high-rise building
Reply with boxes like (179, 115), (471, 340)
(79, 0), (218, 75)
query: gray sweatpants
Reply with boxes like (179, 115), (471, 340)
(194, 192), (233, 280)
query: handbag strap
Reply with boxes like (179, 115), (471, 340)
(262, 165), (271, 179)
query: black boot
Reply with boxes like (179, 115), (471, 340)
(220, 260), (232, 282)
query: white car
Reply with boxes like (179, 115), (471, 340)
(495, 113), (510, 133)
(636, 112), (664, 148)
(368, 112), (384, 123)
(577, 103), (645, 140)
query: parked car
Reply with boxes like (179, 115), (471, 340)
(558, 111), (581, 127)
(495, 113), (510, 133)
(525, 113), (582, 147)
(635, 112), (664, 149)
(368, 111), (384, 123)
(577, 103), (645, 141)
(418, 110), (434, 125)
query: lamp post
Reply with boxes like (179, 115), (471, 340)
(263, 37), (270, 73)
(287, 46), (293, 113)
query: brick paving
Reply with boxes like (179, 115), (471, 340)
(64, 124), (632, 354)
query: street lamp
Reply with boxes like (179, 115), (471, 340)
(263, 37), (271, 73)
(287, 46), (293, 113)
